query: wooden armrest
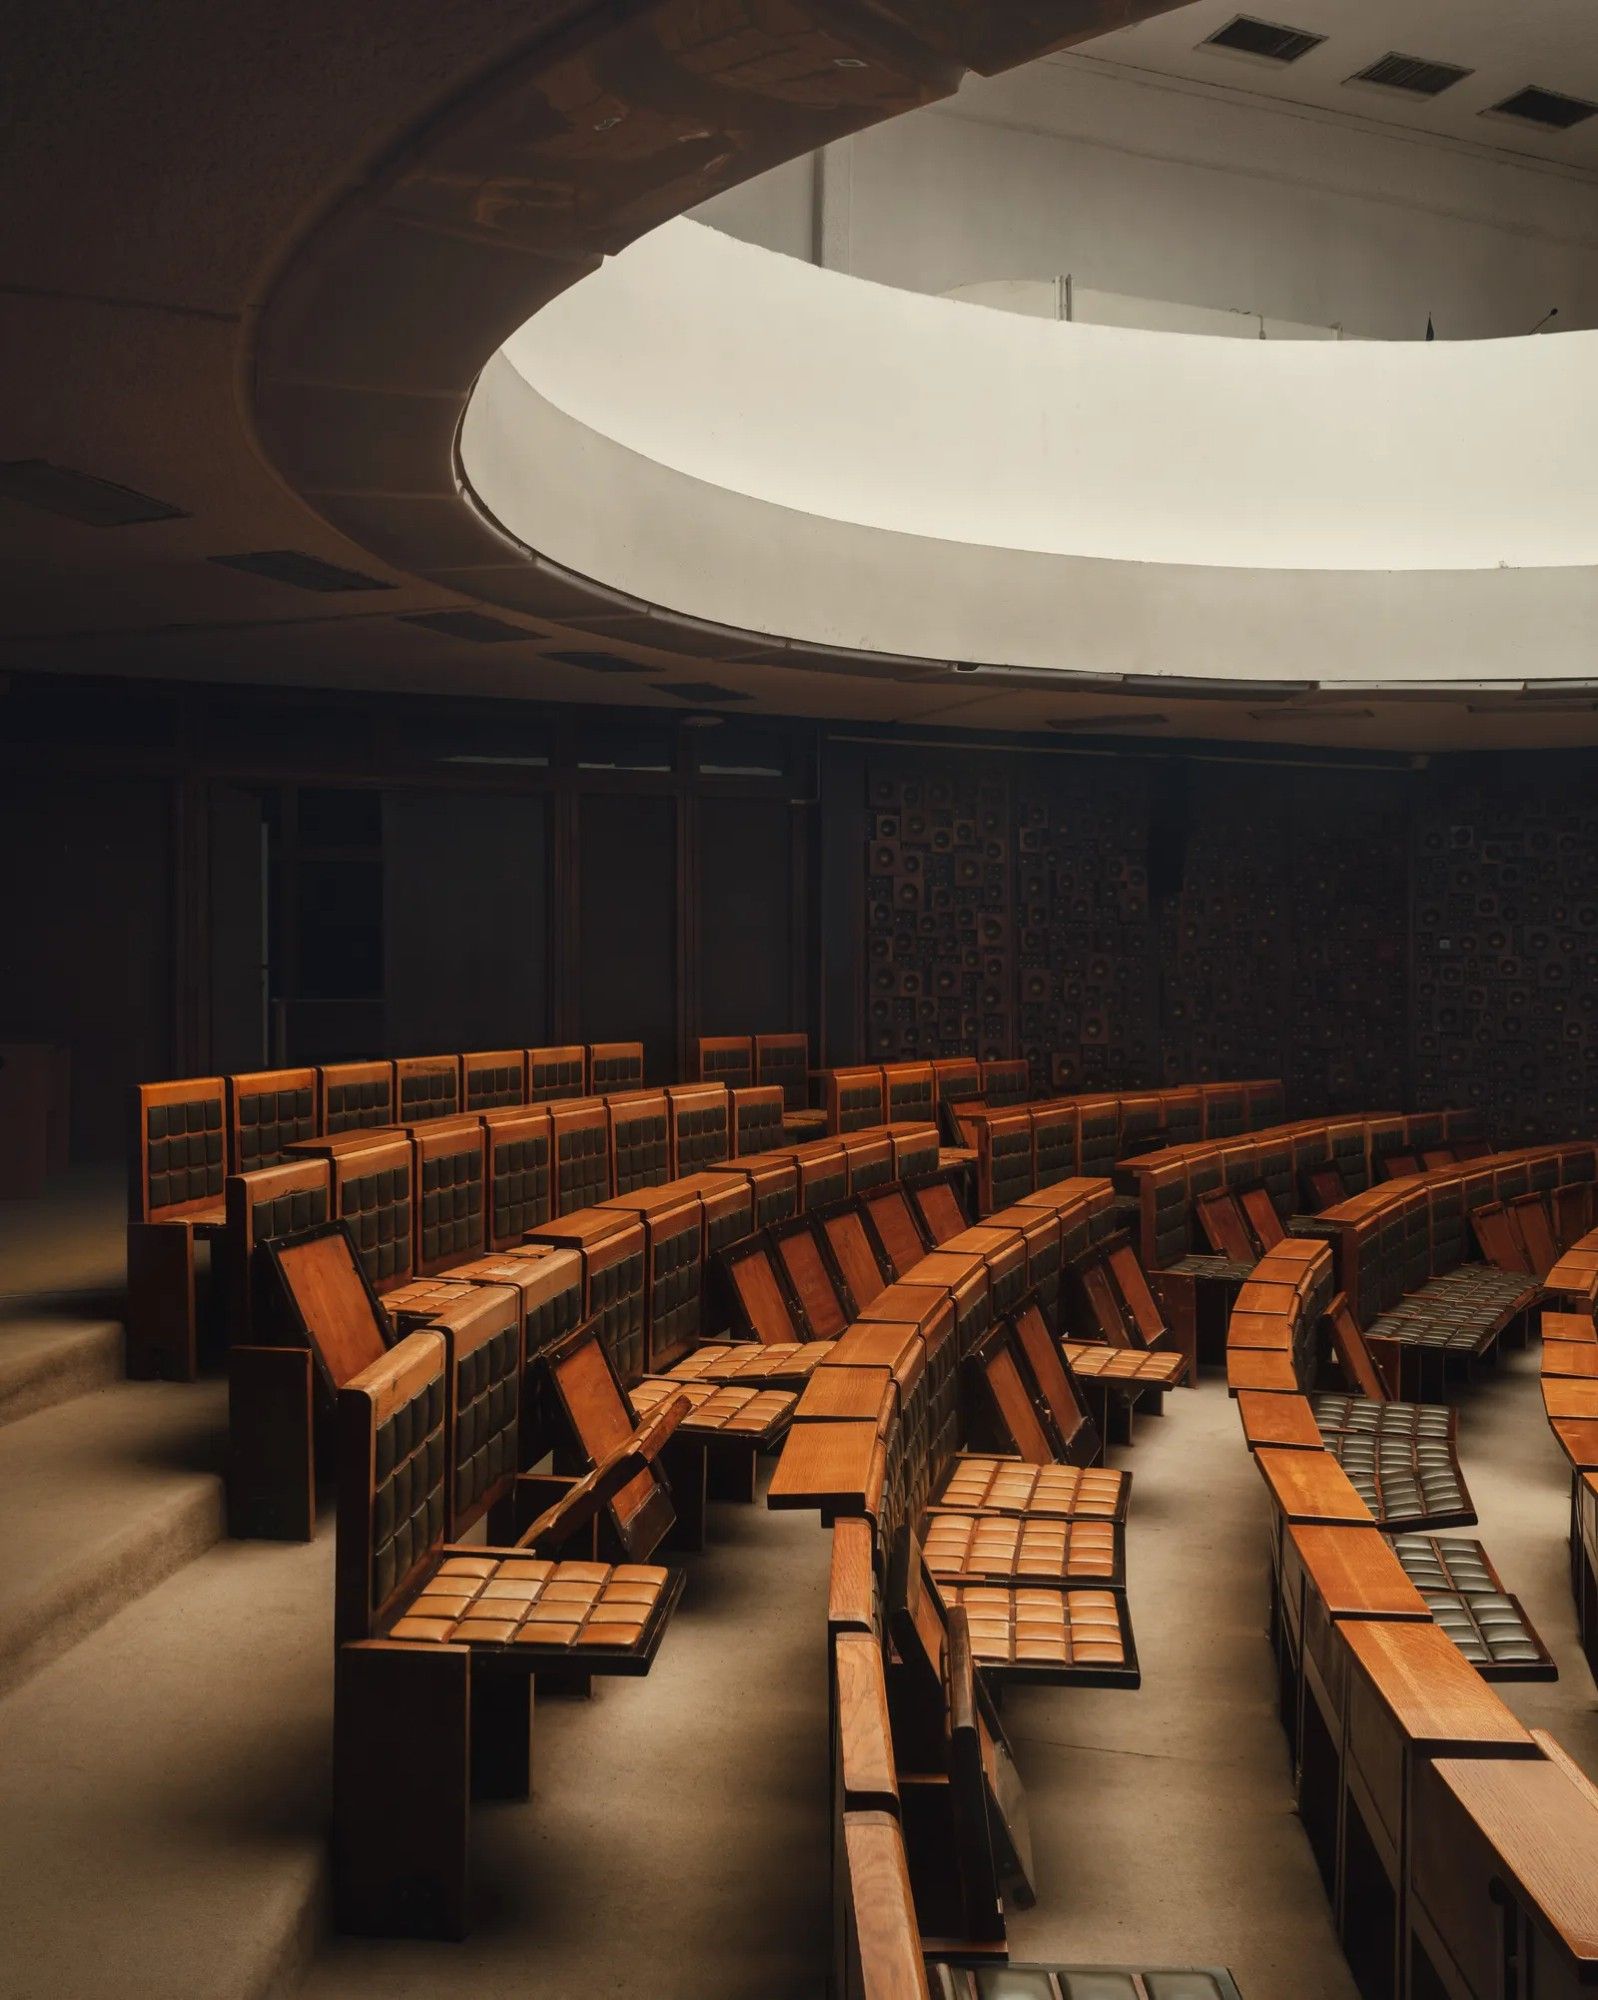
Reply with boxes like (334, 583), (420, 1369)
(514, 1394), (691, 1552)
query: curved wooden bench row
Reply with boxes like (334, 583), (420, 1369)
(1309, 1142), (1597, 1402)
(1537, 1262), (1598, 1686)
(226, 1125), (949, 1536)
(1112, 1111), (1487, 1378)
(1226, 1243), (1598, 2000)
(792, 1174), (1232, 1982)
(949, 1078), (1285, 1217)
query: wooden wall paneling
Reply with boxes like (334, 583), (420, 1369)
(577, 786), (678, 1086)
(383, 788), (550, 1056)
(206, 784), (268, 1075)
(696, 794), (797, 1037)
(0, 773), (176, 1161)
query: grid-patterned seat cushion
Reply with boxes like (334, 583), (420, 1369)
(940, 1584), (1131, 1673)
(1312, 1394), (1453, 1439)
(628, 1375), (794, 1441)
(1322, 1430), (1471, 1528)
(658, 1341), (836, 1386)
(1061, 1342), (1186, 1387)
(1164, 1253), (1255, 1284)
(935, 1457), (1129, 1521)
(1387, 1535), (1551, 1674)
(1366, 1269), (1523, 1354)
(392, 1556), (670, 1653)
(922, 1513), (1123, 1587)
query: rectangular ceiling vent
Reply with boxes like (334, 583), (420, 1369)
(547, 650), (656, 675)
(1202, 15), (1325, 64)
(401, 610), (531, 643)
(210, 549), (391, 592)
(1350, 52), (1473, 97)
(1488, 85), (1598, 130)
(658, 682), (753, 704)
(0, 459), (187, 526)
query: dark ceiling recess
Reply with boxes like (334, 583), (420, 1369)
(1489, 85), (1598, 130)
(1350, 52), (1473, 97)
(547, 651), (657, 675)
(0, 458), (188, 526)
(209, 549), (392, 591)
(1202, 15), (1325, 63)
(400, 609), (532, 642)
(658, 682), (754, 703)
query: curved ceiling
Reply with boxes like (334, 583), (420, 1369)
(494, 216), (1598, 573)
(7, 0), (1598, 752)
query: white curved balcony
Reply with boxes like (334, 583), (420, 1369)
(462, 217), (1598, 686)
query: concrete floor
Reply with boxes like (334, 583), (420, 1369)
(3, 1169), (1595, 2000)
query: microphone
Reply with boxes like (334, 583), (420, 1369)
(1529, 306), (1559, 334)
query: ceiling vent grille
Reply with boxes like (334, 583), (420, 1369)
(658, 681), (753, 704)
(1350, 52), (1473, 97)
(401, 610), (531, 643)
(210, 549), (391, 592)
(0, 459), (187, 526)
(1202, 15), (1325, 63)
(1488, 85), (1598, 130)
(546, 650), (656, 675)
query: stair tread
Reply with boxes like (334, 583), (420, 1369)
(0, 1312), (125, 1425)
(0, 1379), (228, 1693)
(0, 1525), (332, 2000)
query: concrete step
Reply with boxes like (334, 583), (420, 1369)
(0, 1162), (126, 1314)
(0, 1310), (125, 1428)
(0, 1526), (334, 2000)
(0, 1377), (228, 1696)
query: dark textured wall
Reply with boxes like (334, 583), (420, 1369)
(854, 744), (1591, 1137)
(7, 671), (1598, 1160)
(1411, 757), (1598, 1142)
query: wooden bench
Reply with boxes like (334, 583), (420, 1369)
(606, 1089), (670, 1195)
(731, 1083), (786, 1158)
(411, 1116), (486, 1277)
(548, 1098), (610, 1215)
(427, 1244), (583, 1466)
(754, 1031), (822, 1138)
(882, 1061), (936, 1127)
(695, 1033), (753, 1091)
(666, 1082), (730, 1175)
(822, 1066), (888, 1137)
(479, 1104), (552, 1248)
(599, 1182), (702, 1372)
(221, 1154), (332, 1344)
(461, 1048), (525, 1112)
(225, 1066), (318, 1173)
(318, 1059), (394, 1135)
(394, 1054), (461, 1124)
(546, 1317), (793, 1549)
(228, 1218), (394, 1539)
(127, 1075), (229, 1379)
(526, 1043), (586, 1103)
(332, 1328), (686, 1937)
(525, 1208), (646, 1384)
(586, 1040), (642, 1093)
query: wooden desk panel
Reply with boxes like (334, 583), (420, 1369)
(1255, 1448), (1374, 1526)
(1237, 1391), (1323, 1452)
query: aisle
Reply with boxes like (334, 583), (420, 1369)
(1006, 1377), (1360, 1998)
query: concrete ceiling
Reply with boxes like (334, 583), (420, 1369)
(3, 0), (1597, 755)
(1068, 0), (1598, 173)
